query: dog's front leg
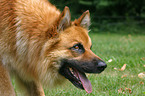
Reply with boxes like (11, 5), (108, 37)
(0, 63), (16, 96)
(15, 76), (45, 96)
(26, 81), (45, 96)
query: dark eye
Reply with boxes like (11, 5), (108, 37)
(74, 45), (79, 50)
(70, 43), (85, 53)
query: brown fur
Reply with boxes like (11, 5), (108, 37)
(0, 0), (104, 96)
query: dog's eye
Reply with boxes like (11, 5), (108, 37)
(74, 45), (79, 50)
(73, 44), (82, 50)
(70, 43), (85, 54)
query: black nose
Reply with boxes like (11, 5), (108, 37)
(97, 61), (107, 71)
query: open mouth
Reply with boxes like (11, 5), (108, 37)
(59, 65), (92, 93)
(59, 59), (107, 93)
(69, 67), (92, 93)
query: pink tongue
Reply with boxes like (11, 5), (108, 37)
(76, 71), (92, 93)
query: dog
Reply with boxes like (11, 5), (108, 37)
(0, 0), (107, 96)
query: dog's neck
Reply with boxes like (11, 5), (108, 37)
(15, 0), (61, 39)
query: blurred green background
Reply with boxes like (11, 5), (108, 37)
(49, 0), (145, 34)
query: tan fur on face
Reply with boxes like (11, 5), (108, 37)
(0, 0), (94, 96)
(58, 26), (91, 57)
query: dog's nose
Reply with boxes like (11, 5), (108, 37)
(97, 61), (107, 71)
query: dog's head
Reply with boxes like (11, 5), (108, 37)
(46, 7), (107, 93)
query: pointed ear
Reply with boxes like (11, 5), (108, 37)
(73, 10), (90, 29)
(79, 10), (90, 29)
(57, 6), (71, 32)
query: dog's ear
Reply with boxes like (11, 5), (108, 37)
(73, 10), (90, 30)
(57, 6), (71, 32)
(79, 10), (90, 29)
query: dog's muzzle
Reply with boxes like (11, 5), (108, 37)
(97, 60), (107, 71)
(79, 58), (107, 73)
(59, 58), (107, 93)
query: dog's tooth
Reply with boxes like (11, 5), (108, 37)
(69, 68), (73, 74)
(69, 68), (80, 80)
(69, 68), (72, 71)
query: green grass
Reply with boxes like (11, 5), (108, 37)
(44, 33), (145, 96)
